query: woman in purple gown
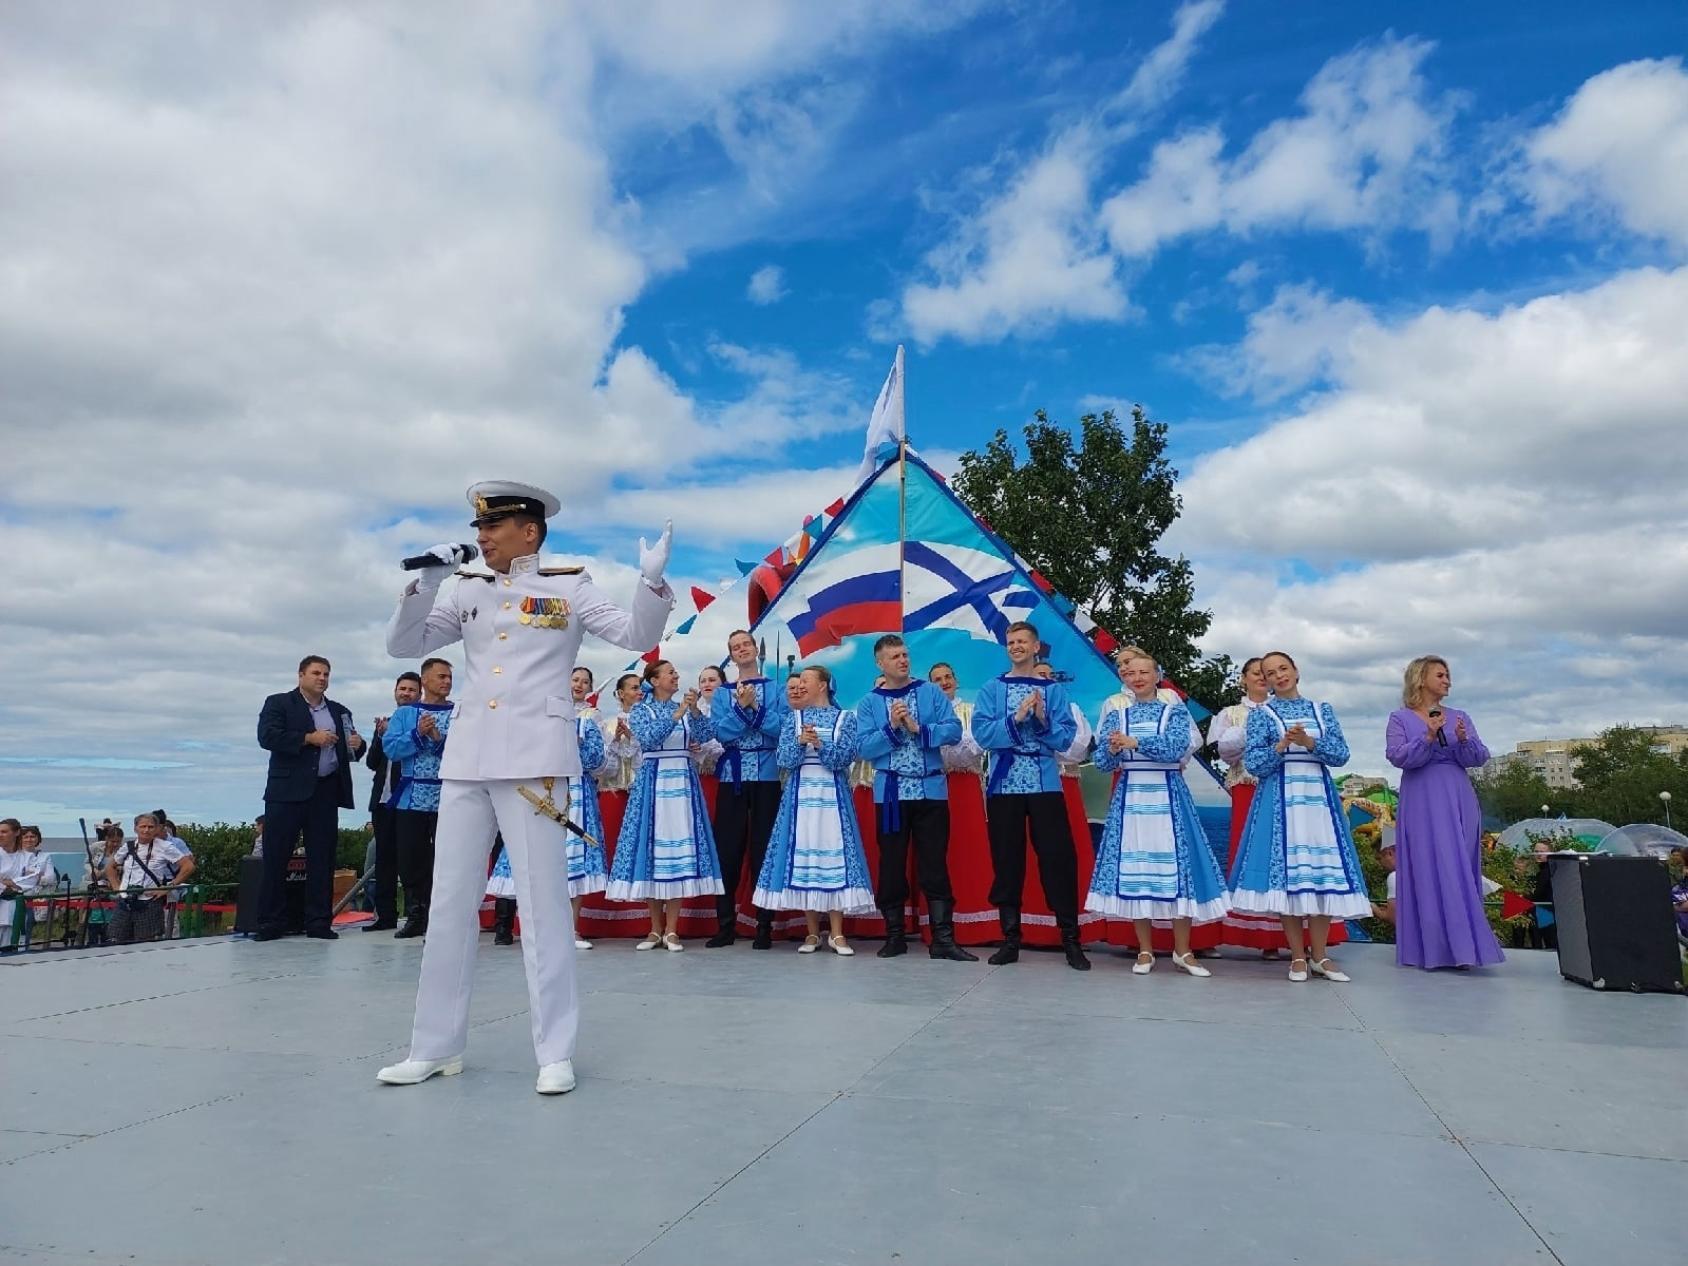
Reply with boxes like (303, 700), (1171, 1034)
(1386, 656), (1504, 970)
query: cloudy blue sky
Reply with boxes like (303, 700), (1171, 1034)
(4, 1), (1685, 833)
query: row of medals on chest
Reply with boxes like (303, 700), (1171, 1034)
(518, 596), (570, 629)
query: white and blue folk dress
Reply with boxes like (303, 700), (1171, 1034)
(486, 707), (608, 900)
(1087, 697), (1229, 923)
(752, 706), (875, 914)
(1227, 697), (1371, 919)
(605, 698), (725, 901)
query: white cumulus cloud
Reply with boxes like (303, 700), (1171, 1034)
(747, 264), (788, 304)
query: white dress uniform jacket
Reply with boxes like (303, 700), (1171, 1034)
(387, 554), (675, 779)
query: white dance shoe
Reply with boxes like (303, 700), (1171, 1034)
(1170, 952), (1211, 978)
(1131, 952), (1154, 975)
(635, 932), (661, 950)
(829, 936), (854, 956)
(798, 934), (820, 954)
(575, 937), (593, 950)
(1287, 958), (1309, 982)
(376, 1056), (463, 1085)
(536, 1060), (577, 1095)
(663, 933), (685, 952)
(1310, 957), (1350, 983)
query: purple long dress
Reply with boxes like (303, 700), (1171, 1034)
(1386, 708), (1504, 969)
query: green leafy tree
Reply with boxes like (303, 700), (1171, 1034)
(951, 407), (1231, 708)
(1473, 761), (1575, 826)
(1570, 727), (1688, 827)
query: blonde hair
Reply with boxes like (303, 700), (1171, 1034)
(1402, 655), (1449, 708)
(1113, 644), (1157, 673)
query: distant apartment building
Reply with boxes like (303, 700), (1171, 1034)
(1492, 726), (1688, 789)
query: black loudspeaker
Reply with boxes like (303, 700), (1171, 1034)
(1547, 855), (1683, 994)
(233, 856), (264, 934)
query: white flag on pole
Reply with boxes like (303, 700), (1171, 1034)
(854, 344), (906, 486)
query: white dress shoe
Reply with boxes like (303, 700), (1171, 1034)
(1288, 958), (1309, 982)
(663, 932), (685, 952)
(1170, 952), (1211, 978)
(536, 1060), (576, 1095)
(574, 937), (593, 950)
(1131, 952), (1154, 975)
(376, 1056), (463, 1085)
(797, 934), (820, 954)
(1310, 957), (1351, 983)
(829, 936), (854, 956)
(635, 933), (661, 950)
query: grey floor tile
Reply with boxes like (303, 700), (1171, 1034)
(852, 1006), (1447, 1138)
(0, 1128), (86, 1163)
(0, 1033), (346, 1136)
(631, 1094), (1551, 1266)
(1471, 1142), (1684, 1266)
(946, 951), (1365, 1030)
(1380, 1031), (1688, 1160)
(465, 990), (942, 1094)
(2, 1070), (831, 1266)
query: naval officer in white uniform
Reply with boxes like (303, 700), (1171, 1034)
(378, 481), (675, 1094)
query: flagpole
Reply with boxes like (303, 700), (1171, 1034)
(895, 345), (907, 633)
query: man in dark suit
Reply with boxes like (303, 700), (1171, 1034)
(256, 655), (366, 941)
(364, 671), (422, 931)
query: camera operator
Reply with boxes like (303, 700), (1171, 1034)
(84, 825), (126, 946)
(105, 814), (195, 944)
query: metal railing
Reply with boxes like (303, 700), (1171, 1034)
(5, 876), (241, 953)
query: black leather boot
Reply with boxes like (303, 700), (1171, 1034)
(394, 905), (428, 939)
(492, 898), (516, 946)
(1059, 921), (1091, 971)
(927, 898), (979, 962)
(876, 906), (907, 958)
(704, 899), (737, 948)
(987, 907), (1021, 965)
(751, 910), (775, 950)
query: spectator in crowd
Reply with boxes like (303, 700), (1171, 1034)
(105, 813), (195, 944)
(250, 815), (266, 858)
(85, 825), (126, 946)
(2, 818), (46, 952)
(1670, 847), (1688, 941)
(16, 826), (55, 948)
(363, 671), (421, 930)
(1370, 830), (1398, 927)
(256, 654), (366, 942)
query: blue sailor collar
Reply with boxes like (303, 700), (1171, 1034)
(872, 680), (920, 698)
(998, 672), (1048, 684)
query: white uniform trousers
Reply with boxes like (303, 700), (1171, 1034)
(407, 778), (579, 1066)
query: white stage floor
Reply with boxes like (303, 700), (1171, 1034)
(2, 934), (1683, 1265)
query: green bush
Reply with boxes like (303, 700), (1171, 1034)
(179, 821), (372, 889)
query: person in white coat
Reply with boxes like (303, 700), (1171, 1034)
(377, 481), (675, 1096)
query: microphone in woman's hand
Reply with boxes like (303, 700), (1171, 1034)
(1429, 708), (1447, 746)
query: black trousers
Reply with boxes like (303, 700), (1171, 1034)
(369, 804), (399, 922)
(395, 808), (440, 917)
(712, 780), (781, 918)
(987, 791), (1078, 926)
(261, 775), (340, 935)
(874, 799), (953, 909)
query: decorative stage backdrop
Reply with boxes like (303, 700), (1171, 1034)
(635, 449), (1230, 812)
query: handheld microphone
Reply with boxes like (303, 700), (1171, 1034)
(401, 544), (479, 571)
(1429, 707), (1447, 746)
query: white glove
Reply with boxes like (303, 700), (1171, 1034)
(413, 543), (460, 592)
(638, 520), (673, 587)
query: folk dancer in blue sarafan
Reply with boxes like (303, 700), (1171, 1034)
(706, 629), (789, 949)
(855, 634), (980, 962)
(1227, 651), (1372, 983)
(752, 665), (876, 956)
(1088, 647), (1230, 978)
(973, 619), (1090, 971)
(381, 656), (455, 941)
(485, 665), (608, 950)
(606, 660), (724, 952)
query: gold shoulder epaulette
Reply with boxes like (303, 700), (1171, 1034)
(456, 570), (495, 582)
(537, 566), (584, 576)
